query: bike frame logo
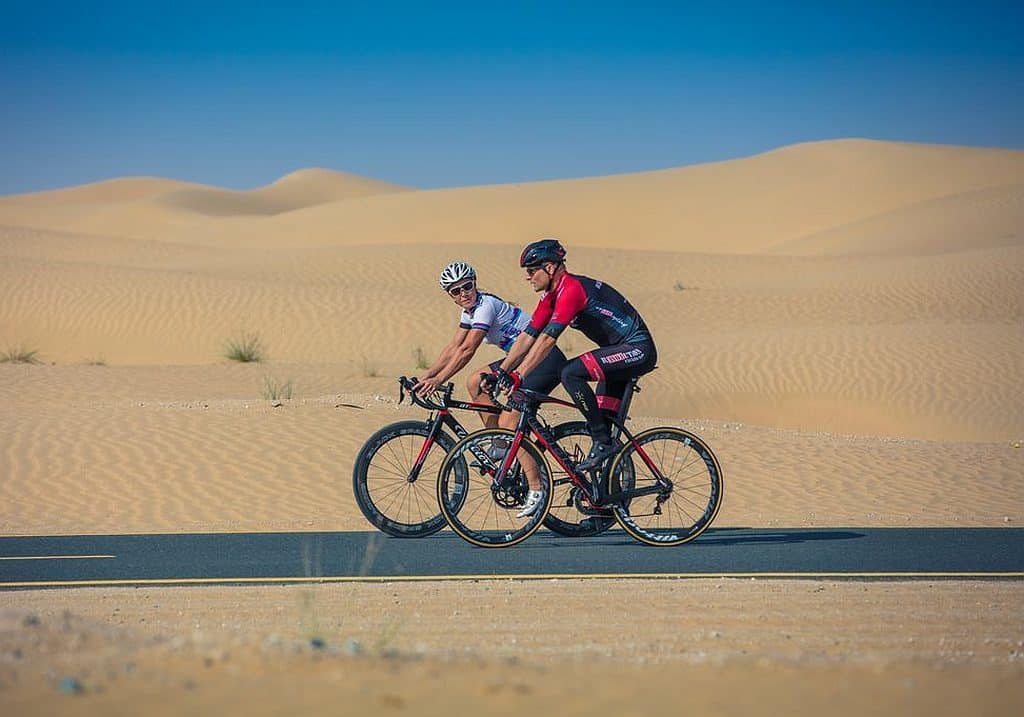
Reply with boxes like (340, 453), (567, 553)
(616, 511), (682, 543)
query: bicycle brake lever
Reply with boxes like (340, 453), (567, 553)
(488, 385), (509, 412)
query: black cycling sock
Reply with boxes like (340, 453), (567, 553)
(562, 368), (611, 445)
(600, 409), (617, 439)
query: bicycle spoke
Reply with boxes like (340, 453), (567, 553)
(439, 428), (550, 546)
(353, 423), (452, 537)
(612, 429), (721, 546)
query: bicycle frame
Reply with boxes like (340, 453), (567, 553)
(491, 380), (672, 508)
(397, 376), (501, 483)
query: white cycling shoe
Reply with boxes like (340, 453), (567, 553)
(515, 490), (545, 519)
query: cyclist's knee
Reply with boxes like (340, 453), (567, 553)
(466, 366), (487, 398)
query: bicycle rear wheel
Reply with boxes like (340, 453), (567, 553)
(609, 427), (723, 546)
(437, 428), (552, 547)
(352, 420), (462, 537)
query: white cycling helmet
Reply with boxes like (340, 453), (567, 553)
(438, 261), (476, 290)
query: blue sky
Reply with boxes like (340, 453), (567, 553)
(2, 1), (1022, 194)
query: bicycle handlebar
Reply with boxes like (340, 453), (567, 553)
(398, 376), (454, 411)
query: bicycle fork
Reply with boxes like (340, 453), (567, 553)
(407, 414), (446, 483)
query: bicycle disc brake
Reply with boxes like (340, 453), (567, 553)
(491, 463), (528, 508)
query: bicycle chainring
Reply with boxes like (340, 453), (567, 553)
(572, 486), (611, 517)
(491, 467), (528, 508)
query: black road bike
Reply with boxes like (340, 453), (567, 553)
(436, 374), (724, 547)
(352, 377), (616, 538)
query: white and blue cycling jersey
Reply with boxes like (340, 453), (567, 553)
(458, 292), (530, 352)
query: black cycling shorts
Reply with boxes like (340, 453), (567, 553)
(489, 345), (567, 395)
(575, 340), (657, 414)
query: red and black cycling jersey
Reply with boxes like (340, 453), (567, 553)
(524, 272), (652, 347)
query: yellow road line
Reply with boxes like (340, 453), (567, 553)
(0, 555), (116, 561)
(1, 571), (1022, 588)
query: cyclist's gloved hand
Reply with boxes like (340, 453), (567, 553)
(496, 368), (522, 394)
(478, 371), (497, 392)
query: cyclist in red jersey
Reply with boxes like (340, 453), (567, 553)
(491, 239), (657, 504)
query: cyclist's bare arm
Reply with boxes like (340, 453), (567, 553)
(511, 333), (558, 379)
(497, 331), (536, 374)
(420, 327), (468, 380)
(432, 329), (486, 384)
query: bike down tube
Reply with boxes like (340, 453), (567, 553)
(492, 406), (531, 482)
(531, 421), (588, 490)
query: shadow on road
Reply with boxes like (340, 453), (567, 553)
(694, 528), (865, 546)
(402, 527), (867, 551)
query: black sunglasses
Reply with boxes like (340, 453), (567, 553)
(525, 264), (547, 276)
(447, 280), (476, 296)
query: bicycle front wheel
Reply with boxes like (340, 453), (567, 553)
(352, 420), (458, 537)
(609, 427), (723, 547)
(437, 428), (552, 548)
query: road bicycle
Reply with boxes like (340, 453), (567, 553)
(352, 377), (616, 538)
(436, 374), (723, 547)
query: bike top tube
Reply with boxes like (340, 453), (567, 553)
(398, 376), (501, 415)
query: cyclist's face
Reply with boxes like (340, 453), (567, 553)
(525, 262), (555, 292)
(447, 279), (477, 308)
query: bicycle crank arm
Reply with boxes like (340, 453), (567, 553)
(599, 484), (668, 506)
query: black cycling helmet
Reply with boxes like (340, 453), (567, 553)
(519, 238), (567, 267)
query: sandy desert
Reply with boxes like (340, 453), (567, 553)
(1, 138), (1022, 713)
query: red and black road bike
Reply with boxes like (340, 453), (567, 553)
(352, 377), (613, 538)
(436, 375), (724, 547)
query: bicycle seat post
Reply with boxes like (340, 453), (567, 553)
(609, 375), (642, 441)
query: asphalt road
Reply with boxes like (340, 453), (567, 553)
(2, 528), (1022, 588)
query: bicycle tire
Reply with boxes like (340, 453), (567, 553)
(352, 420), (460, 537)
(437, 428), (552, 548)
(609, 427), (723, 547)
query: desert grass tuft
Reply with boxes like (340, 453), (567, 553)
(224, 331), (265, 363)
(299, 539), (324, 642)
(361, 355), (381, 378)
(412, 346), (429, 370)
(373, 612), (407, 655)
(261, 375), (293, 401)
(1, 345), (41, 364)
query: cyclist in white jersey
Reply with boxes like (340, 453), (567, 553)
(414, 261), (567, 432)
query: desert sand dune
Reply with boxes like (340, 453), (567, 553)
(2, 139), (1023, 252)
(771, 183), (1024, 255)
(2, 230), (1021, 439)
(1, 138), (1022, 540)
(204, 139), (1024, 253)
(0, 176), (207, 204)
(154, 168), (412, 217)
(0, 167), (410, 240)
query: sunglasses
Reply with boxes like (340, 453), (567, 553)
(525, 264), (546, 277)
(447, 280), (476, 296)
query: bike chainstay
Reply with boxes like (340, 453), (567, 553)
(530, 417), (600, 500)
